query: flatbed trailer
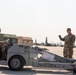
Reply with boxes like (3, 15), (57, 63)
(0, 44), (76, 74)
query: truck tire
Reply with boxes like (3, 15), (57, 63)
(73, 69), (76, 74)
(8, 55), (24, 71)
(73, 62), (76, 74)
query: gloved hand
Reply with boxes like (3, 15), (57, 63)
(58, 35), (61, 38)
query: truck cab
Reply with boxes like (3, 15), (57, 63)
(0, 33), (18, 60)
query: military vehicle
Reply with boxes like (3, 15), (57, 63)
(17, 36), (33, 46)
(0, 33), (18, 45)
(0, 33), (76, 74)
(0, 33), (18, 59)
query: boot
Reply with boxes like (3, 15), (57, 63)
(2, 51), (7, 60)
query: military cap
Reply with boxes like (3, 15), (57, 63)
(67, 28), (71, 31)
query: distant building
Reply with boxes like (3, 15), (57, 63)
(35, 39), (37, 45)
(0, 28), (1, 33)
(45, 37), (48, 45)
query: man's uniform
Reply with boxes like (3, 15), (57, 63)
(0, 29), (7, 60)
(0, 41), (7, 59)
(59, 34), (75, 58)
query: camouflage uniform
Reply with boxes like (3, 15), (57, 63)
(59, 34), (75, 58)
(0, 43), (7, 59)
(0, 43), (6, 51)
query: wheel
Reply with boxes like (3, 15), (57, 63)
(73, 69), (76, 74)
(73, 62), (76, 74)
(8, 56), (24, 71)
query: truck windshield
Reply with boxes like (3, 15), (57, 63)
(4, 38), (18, 45)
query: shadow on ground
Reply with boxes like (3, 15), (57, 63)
(0, 66), (75, 75)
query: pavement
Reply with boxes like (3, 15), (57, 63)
(0, 65), (75, 75)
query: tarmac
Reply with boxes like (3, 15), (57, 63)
(0, 65), (75, 75)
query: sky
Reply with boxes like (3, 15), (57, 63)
(0, 0), (76, 43)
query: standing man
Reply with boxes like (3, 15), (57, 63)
(59, 28), (75, 58)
